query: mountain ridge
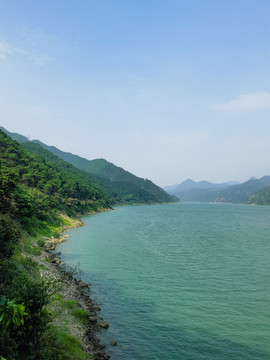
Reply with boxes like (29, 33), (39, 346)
(1, 126), (177, 205)
(164, 177), (270, 203)
(164, 178), (239, 193)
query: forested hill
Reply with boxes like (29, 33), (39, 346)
(31, 140), (176, 204)
(1, 126), (176, 205)
(0, 130), (111, 231)
(0, 130), (114, 359)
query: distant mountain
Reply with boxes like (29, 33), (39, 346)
(249, 186), (270, 205)
(1, 126), (177, 205)
(164, 177), (270, 203)
(164, 178), (239, 194)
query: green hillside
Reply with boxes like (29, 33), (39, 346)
(0, 127), (176, 205)
(0, 130), (113, 359)
(0, 130), (111, 231)
(32, 140), (176, 204)
(249, 186), (270, 205)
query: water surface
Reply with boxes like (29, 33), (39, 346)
(59, 203), (270, 359)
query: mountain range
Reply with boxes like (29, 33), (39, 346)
(164, 178), (239, 193)
(2, 126), (270, 206)
(0, 126), (176, 205)
(164, 177), (270, 204)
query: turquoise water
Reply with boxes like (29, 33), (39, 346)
(59, 203), (270, 359)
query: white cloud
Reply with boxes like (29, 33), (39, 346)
(0, 39), (49, 66)
(0, 41), (18, 59)
(211, 92), (270, 112)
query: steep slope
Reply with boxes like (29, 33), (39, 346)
(0, 130), (108, 359)
(0, 130), (111, 226)
(1, 126), (176, 204)
(31, 140), (176, 204)
(22, 141), (123, 204)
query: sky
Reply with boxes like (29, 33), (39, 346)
(1, 0), (270, 187)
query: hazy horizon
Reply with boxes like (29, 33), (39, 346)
(1, 1), (270, 187)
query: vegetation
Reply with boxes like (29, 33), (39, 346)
(0, 130), (111, 224)
(32, 140), (176, 204)
(0, 130), (108, 359)
(0, 126), (177, 205)
(248, 186), (270, 205)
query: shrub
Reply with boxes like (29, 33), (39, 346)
(0, 215), (21, 260)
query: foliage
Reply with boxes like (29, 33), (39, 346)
(0, 296), (28, 329)
(0, 130), (112, 223)
(0, 215), (21, 260)
(21, 136), (176, 205)
(0, 130), (100, 359)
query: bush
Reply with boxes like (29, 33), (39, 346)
(0, 215), (21, 260)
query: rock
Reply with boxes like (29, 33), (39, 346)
(88, 316), (97, 323)
(110, 341), (117, 346)
(94, 350), (110, 359)
(51, 257), (61, 265)
(94, 306), (101, 311)
(79, 281), (88, 288)
(99, 320), (109, 329)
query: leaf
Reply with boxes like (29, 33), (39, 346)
(0, 296), (6, 306)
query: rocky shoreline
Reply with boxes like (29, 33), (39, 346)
(37, 216), (111, 360)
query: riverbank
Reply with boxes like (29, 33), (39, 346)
(36, 214), (111, 360)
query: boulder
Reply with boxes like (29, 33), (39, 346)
(99, 320), (109, 329)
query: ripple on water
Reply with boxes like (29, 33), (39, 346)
(60, 203), (270, 360)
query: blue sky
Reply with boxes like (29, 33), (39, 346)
(1, 0), (270, 186)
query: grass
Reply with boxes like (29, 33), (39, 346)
(13, 219), (91, 359)
(24, 236), (44, 256)
(47, 296), (90, 358)
(71, 308), (88, 324)
(53, 327), (91, 360)
(39, 264), (49, 271)
(63, 299), (78, 309)
(60, 216), (72, 227)
(37, 238), (45, 247)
